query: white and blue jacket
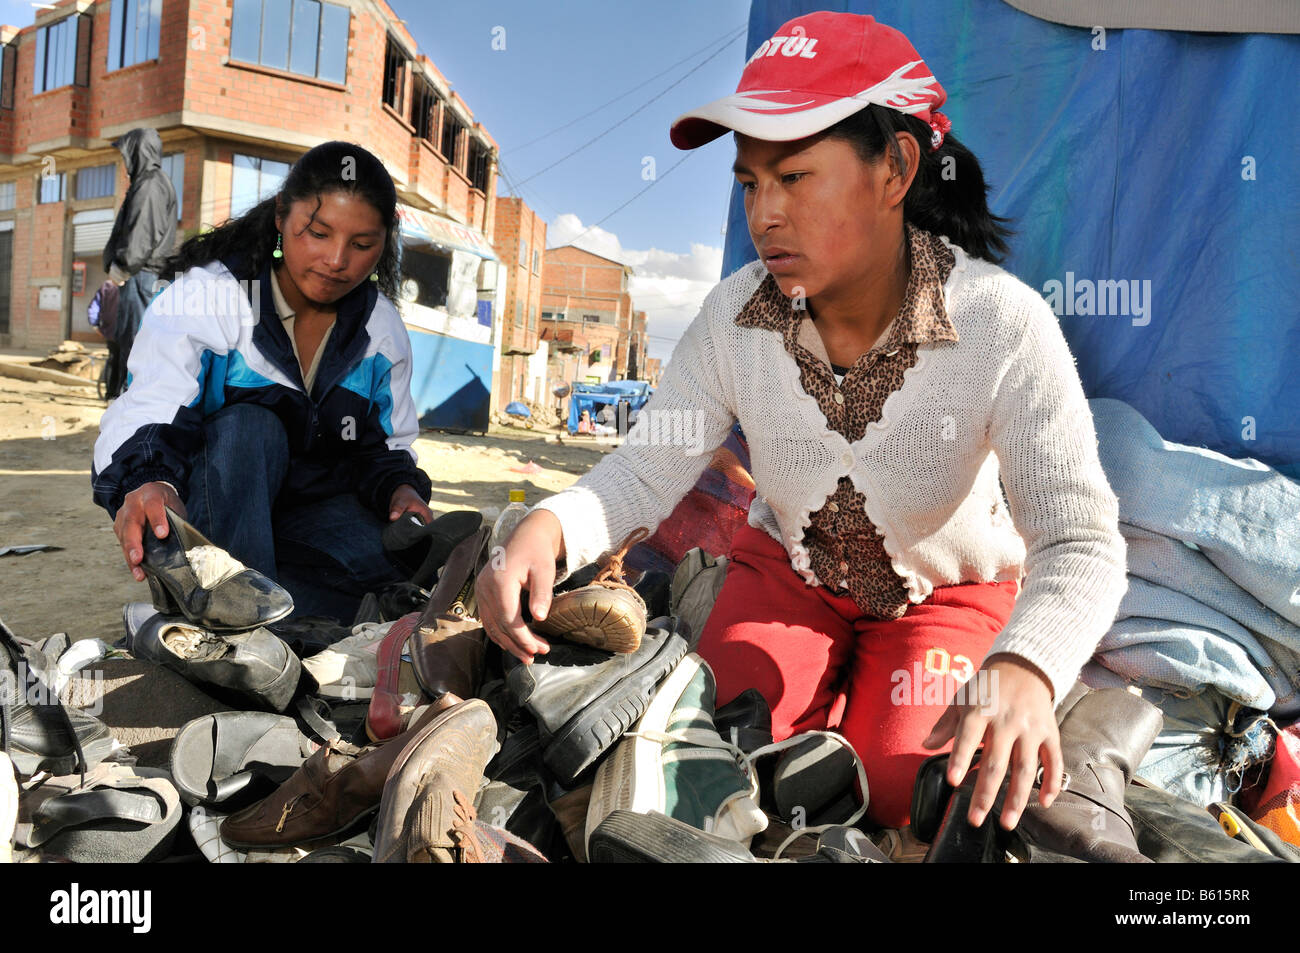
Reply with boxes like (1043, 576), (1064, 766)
(92, 255), (432, 516)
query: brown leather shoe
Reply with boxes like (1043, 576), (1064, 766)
(410, 616), (488, 702)
(534, 528), (649, 653)
(371, 698), (498, 863)
(218, 703), (448, 849)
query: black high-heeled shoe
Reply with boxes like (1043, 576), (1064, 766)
(140, 506), (293, 632)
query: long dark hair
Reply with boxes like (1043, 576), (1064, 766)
(822, 105), (1013, 263)
(162, 141), (402, 300)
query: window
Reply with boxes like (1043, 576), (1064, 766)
(514, 300), (523, 327)
(519, 238), (527, 265)
(34, 14), (90, 94)
(231, 153), (289, 216)
(467, 138), (490, 192)
(0, 44), (15, 109)
(161, 152), (185, 219)
(38, 172), (66, 204)
(528, 309), (536, 331)
(107, 0), (160, 72)
(583, 313), (600, 322)
(400, 247), (450, 309)
(532, 249), (540, 275)
(76, 164), (116, 200)
(440, 111), (464, 167)
(0, 182), (14, 211)
(382, 35), (408, 112)
(231, 0), (349, 83)
(411, 79), (441, 143)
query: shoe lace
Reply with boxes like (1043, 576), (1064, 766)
(590, 527), (651, 596)
(450, 789), (480, 863)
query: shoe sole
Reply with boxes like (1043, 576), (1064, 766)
(588, 810), (753, 863)
(535, 588), (646, 654)
(542, 631), (688, 784)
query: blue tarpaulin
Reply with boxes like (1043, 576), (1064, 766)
(566, 381), (655, 434)
(724, 1), (1300, 477)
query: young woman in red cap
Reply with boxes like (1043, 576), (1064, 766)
(476, 12), (1127, 833)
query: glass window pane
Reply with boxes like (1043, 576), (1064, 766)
(260, 0), (290, 70)
(0, 182), (15, 211)
(134, 0), (150, 63)
(289, 0), (319, 77)
(107, 0), (123, 71)
(33, 28), (43, 93)
(147, 0), (161, 61)
(162, 152), (184, 219)
(231, 154), (261, 216)
(121, 0), (136, 66)
(64, 17), (78, 84)
(259, 159), (289, 202)
(51, 23), (62, 88)
(230, 0), (262, 64)
(317, 3), (348, 83)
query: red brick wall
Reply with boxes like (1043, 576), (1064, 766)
(0, 0), (500, 348)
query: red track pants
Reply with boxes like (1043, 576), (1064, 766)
(697, 523), (1019, 828)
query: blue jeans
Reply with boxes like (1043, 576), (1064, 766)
(184, 403), (404, 622)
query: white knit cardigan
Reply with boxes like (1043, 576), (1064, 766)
(534, 238), (1128, 702)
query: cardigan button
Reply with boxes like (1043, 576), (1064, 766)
(827, 501), (839, 513)
(841, 451), (854, 467)
(833, 392), (845, 405)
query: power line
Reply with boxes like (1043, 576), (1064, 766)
(558, 149), (697, 252)
(513, 31), (744, 189)
(504, 24), (747, 155)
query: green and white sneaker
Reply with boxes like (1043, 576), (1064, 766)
(586, 653), (767, 851)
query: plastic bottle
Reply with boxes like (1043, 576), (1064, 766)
(491, 489), (529, 549)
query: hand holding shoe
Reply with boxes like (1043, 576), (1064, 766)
(115, 481), (186, 582)
(922, 654), (1063, 830)
(473, 510), (565, 665)
(388, 483), (434, 525)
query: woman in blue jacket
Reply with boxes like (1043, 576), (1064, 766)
(93, 141), (434, 622)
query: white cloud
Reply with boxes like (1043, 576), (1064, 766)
(547, 214), (722, 363)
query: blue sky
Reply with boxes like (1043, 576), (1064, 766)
(0, 0), (755, 360)
(390, 0), (754, 360)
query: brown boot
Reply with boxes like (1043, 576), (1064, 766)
(371, 698), (498, 863)
(534, 528), (650, 653)
(218, 703), (448, 849)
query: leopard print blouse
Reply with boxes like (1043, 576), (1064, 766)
(734, 223), (958, 618)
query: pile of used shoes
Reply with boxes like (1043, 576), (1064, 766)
(7, 505), (1297, 865)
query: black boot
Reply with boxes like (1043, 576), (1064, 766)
(923, 685), (1162, 863)
(504, 618), (687, 783)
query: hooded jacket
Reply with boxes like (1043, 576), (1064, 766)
(102, 128), (177, 278)
(91, 254), (433, 520)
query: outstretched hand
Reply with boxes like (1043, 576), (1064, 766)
(923, 654), (1062, 830)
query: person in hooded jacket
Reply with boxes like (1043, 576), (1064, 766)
(101, 127), (177, 399)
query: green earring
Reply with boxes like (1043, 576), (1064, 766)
(370, 272), (378, 281)
(272, 233), (283, 259)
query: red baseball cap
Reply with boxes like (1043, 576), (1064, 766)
(670, 12), (951, 152)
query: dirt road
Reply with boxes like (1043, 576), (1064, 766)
(0, 372), (610, 644)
